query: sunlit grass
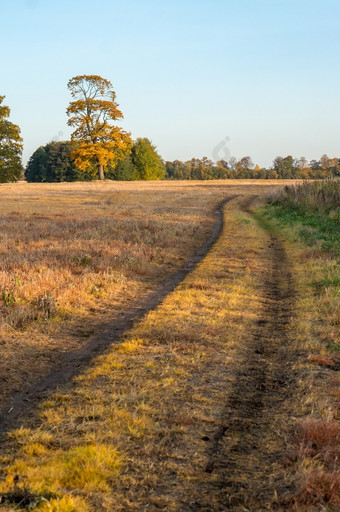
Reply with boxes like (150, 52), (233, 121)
(0, 180), (312, 511)
(0, 180), (288, 408)
(0, 197), (270, 510)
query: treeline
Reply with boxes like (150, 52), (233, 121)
(2, 87), (340, 183)
(165, 155), (340, 180)
(25, 138), (165, 182)
(25, 146), (340, 182)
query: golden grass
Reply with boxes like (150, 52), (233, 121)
(0, 191), (315, 511)
(0, 195), (270, 510)
(0, 179), (287, 406)
(2, 180), (323, 511)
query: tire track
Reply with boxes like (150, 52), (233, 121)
(191, 205), (297, 511)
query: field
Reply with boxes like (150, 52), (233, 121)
(0, 180), (233, 407)
(0, 180), (276, 411)
(0, 180), (338, 511)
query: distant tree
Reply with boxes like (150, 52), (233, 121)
(294, 156), (311, 178)
(320, 154), (330, 170)
(273, 155), (294, 178)
(25, 141), (96, 182)
(163, 153), (340, 181)
(335, 159), (340, 177)
(165, 160), (192, 180)
(216, 159), (228, 169)
(166, 160), (184, 179)
(267, 169), (279, 179)
(66, 75), (132, 180)
(310, 159), (320, 171)
(0, 96), (23, 183)
(239, 156), (254, 170)
(188, 158), (201, 180)
(234, 156), (254, 177)
(107, 153), (135, 180)
(214, 161), (229, 179)
(296, 156), (309, 170)
(25, 146), (47, 182)
(131, 138), (165, 180)
(165, 160), (175, 179)
(195, 156), (214, 180)
(329, 157), (339, 177)
(257, 168), (267, 179)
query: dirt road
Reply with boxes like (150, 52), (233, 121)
(125, 196), (302, 512)
(0, 193), (308, 512)
(191, 233), (297, 510)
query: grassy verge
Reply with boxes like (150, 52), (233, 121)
(257, 180), (340, 510)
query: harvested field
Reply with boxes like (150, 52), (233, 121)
(0, 180), (336, 512)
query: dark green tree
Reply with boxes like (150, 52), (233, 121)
(213, 163), (229, 179)
(0, 96), (23, 183)
(25, 146), (48, 182)
(106, 153), (135, 180)
(131, 138), (165, 180)
(25, 141), (96, 182)
(165, 160), (191, 179)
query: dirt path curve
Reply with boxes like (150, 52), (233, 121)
(188, 200), (298, 511)
(0, 196), (236, 437)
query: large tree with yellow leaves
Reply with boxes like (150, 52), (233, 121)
(66, 75), (131, 180)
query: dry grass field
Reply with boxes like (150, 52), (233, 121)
(0, 179), (338, 511)
(0, 180), (281, 408)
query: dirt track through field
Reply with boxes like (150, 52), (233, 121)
(0, 193), (303, 512)
(198, 237), (295, 510)
(108, 196), (299, 512)
(0, 196), (236, 436)
(185, 201), (298, 511)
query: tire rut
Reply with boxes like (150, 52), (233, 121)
(192, 207), (297, 511)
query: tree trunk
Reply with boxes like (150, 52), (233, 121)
(98, 164), (105, 180)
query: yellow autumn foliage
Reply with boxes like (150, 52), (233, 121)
(66, 75), (132, 179)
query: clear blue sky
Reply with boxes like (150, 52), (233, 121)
(1, 0), (339, 167)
